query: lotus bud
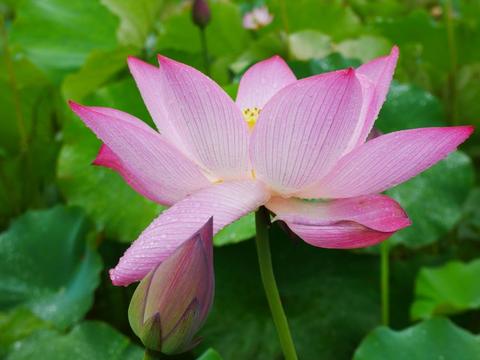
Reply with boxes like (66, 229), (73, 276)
(192, 0), (211, 29)
(366, 127), (383, 141)
(128, 217), (214, 354)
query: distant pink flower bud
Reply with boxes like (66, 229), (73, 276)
(243, 6), (273, 30)
(128, 218), (214, 354)
(192, 0), (211, 29)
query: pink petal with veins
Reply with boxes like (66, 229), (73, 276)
(354, 46), (399, 148)
(299, 126), (474, 199)
(69, 102), (210, 206)
(157, 55), (251, 179)
(236, 55), (296, 111)
(286, 223), (394, 249)
(266, 194), (410, 248)
(127, 57), (185, 151)
(110, 180), (270, 286)
(250, 68), (366, 195)
(128, 56), (251, 179)
(93, 144), (169, 204)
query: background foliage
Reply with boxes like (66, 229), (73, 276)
(1, 0), (480, 359)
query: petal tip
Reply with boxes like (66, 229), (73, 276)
(345, 67), (356, 78)
(449, 125), (475, 143)
(195, 216), (214, 253)
(389, 200), (412, 231)
(127, 56), (157, 71)
(396, 213), (412, 230)
(268, 54), (284, 63)
(108, 269), (123, 286)
(404, 217), (413, 228)
(109, 268), (127, 287)
(91, 144), (108, 166)
(68, 100), (88, 115)
(157, 54), (183, 71)
(391, 45), (400, 57)
(205, 216), (213, 230)
(127, 57), (163, 82)
(157, 54), (175, 67)
(68, 99), (80, 109)
(127, 55), (141, 65)
(462, 125), (475, 136)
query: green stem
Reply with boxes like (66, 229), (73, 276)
(0, 14), (29, 152)
(380, 240), (389, 326)
(1, 13), (34, 212)
(255, 207), (298, 360)
(277, 0), (289, 34)
(199, 27), (210, 76)
(444, 0), (458, 124)
(0, 162), (20, 215)
(143, 350), (155, 360)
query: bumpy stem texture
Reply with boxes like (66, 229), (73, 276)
(255, 207), (298, 360)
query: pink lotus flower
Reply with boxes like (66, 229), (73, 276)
(128, 218), (214, 354)
(69, 46), (473, 287)
(243, 6), (274, 30)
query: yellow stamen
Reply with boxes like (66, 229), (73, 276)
(242, 107), (261, 129)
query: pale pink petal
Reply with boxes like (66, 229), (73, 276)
(242, 13), (257, 30)
(299, 126), (474, 199)
(342, 74), (375, 153)
(69, 102), (211, 206)
(285, 223), (393, 249)
(88, 108), (180, 204)
(354, 46), (399, 147)
(93, 144), (169, 204)
(236, 55), (296, 111)
(110, 180), (270, 286)
(252, 6), (273, 26)
(250, 68), (365, 195)
(267, 195), (410, 232)
(88, 107), (170, 202)
(83, 106), (154, 131)
(266, 194), (410, 248)
(127, 57), (186, 151)
(157, 55), (251, 180)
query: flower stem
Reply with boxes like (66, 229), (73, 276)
(255, 207), (298, 360)
(143, 350), (155, 360)
(444, 0), (458, 124)
(0, 14), (29, 152)
(277, 0), (289, 34)
(199, 27), (210, 76)
(380, 240), (390, 326)
(1, 12), (34, 212)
